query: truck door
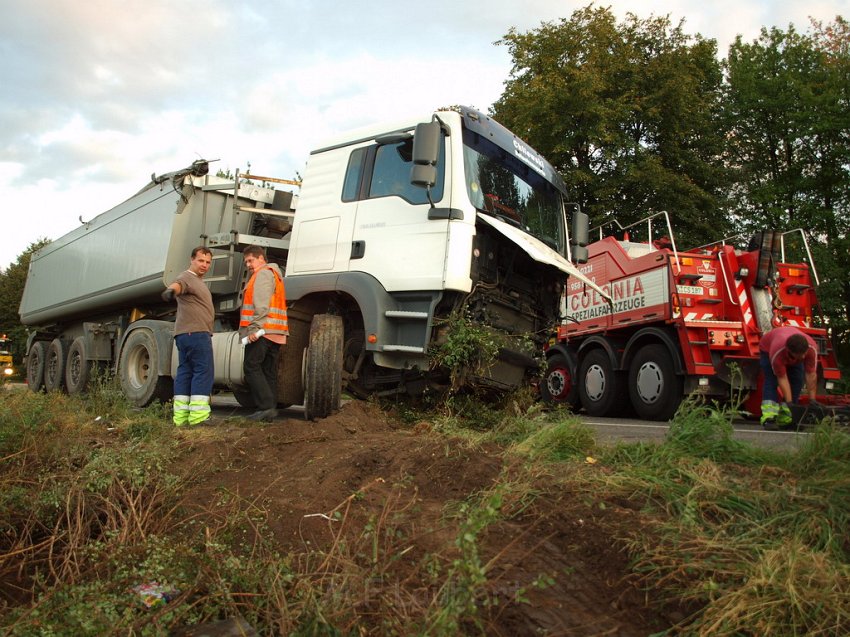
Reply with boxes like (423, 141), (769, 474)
(346, 135), (450, 292)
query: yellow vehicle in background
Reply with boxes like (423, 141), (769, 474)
(0, 335), (15, 378)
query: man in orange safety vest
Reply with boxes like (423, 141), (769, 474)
(239, 245), (288, 421)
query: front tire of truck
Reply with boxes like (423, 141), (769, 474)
(541, 353), (579, 408)
(26, 341), (47, 392)
(119, 329), (172, 407)
(232, 387), (256, 409)
(44, 338), (70, 393)
(304, 314), (343, 421)
(628, 344), (683, 421)
(578, 349), (623, 417)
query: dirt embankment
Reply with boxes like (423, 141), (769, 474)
(175, 402), (678, 636)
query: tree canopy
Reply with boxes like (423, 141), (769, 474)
(723, 18), (850, 353)
(0, 239), (50, 363)
(492, 5), (729, 247)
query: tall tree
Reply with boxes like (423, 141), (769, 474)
(724, 20), (850, 355)
(492, 5), (728, 247)
(0, 239), (50, 363)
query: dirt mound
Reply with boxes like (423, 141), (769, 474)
(174, 402), (675, 635)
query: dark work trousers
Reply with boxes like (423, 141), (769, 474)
(243, 337), (281, 410)
(759, 351), (805, 403)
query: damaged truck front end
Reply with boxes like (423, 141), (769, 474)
(416, 108), (598, 394)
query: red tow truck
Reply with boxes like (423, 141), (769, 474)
(543, 212), (848, 422)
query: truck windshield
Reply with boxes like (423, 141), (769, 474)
(462, 129), (566, 254)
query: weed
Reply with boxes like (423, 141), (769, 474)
(3, 381), (849, 637)
(428, 311), (537, 394)
(511, 417), (596, 462)
(420, 487), (505, 635)
(593, 403), (850, 637)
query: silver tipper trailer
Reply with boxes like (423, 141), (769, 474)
(20, 160), (303, 409)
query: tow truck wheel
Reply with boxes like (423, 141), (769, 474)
(118, 329), (172, 407)
(578, 349), (622, 416)
(628, 344), (683, 421)
(26, 341), (47, 392)
(304, 314), (343, 420)
(44, 339), (70, 393)
(541, 353), (579, 407)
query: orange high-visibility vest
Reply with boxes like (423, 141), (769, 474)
(239, 266), (288, 335)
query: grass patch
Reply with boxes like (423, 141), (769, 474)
(3, 386), (848, 636)
(594, 399), (850, 636)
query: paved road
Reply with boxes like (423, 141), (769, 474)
(580, 415), (814, 451)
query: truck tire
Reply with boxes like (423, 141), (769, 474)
(119, 329), (172, 407)
(304, 314), (343, 421)
(26, 341), (47, 392)
(66, 336), (98, 395)
(44, 339), (70, 393)
(232, 387), (256, 409)
(578, 349), (622, 417)
(541, 353), (579, 407)
(628, 344), (683, 421)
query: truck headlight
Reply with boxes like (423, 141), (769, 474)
(3, 367), (13, 376)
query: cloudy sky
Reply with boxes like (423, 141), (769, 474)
(1, 0), (847, 269)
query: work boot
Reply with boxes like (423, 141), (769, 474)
(762, 418), (779, 431)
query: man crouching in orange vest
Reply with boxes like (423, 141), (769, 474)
(239, 245), (288, 421)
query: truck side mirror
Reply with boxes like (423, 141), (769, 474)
(411, 121), (440, 189)
(570, 209), (589, 264)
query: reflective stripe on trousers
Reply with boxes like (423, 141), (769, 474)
(174, 394), (211, 426)
(173, 394), (190, 426)
(760, 400), (792, 426)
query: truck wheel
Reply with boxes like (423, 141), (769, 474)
(66, 337), (97, 395)
(541, 353), (579, 407)
(119, 329), (172, 407)
(232, 387), (256, 409)
(26, 341), (47, 392)
(304, 314), (343, 420)
(578, 349), (622, 417)
(44, 339), (70, 393)
(628, 344), (683, 421)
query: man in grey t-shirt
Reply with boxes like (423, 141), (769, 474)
(162, 246), (215, 426)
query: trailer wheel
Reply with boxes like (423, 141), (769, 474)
(119, 329), (172, 407)
(578, 349), (622, 416)
(66, 337), (99, 395)
(26, 341), (47, 392)
(541, 353), (579, 407)
(304, 314), (343, 421)
(44, 339), (70, 393)
(628, 344), (683, 421)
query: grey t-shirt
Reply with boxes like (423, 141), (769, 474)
(174, 270), (214, 335)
